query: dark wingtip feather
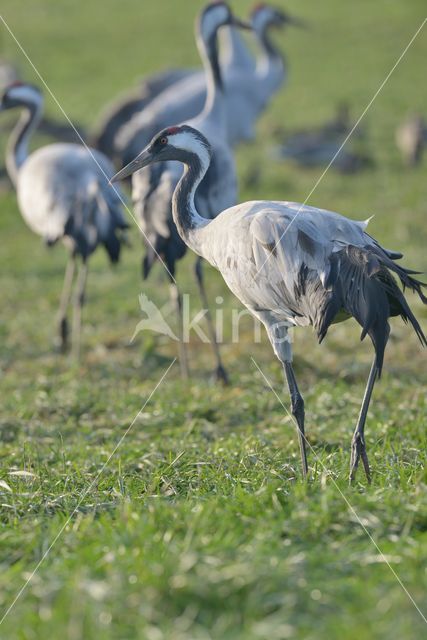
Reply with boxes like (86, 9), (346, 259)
(104, 232), (121, 264)
(142, 254), (153, 280)
(313, 243), (426, 374)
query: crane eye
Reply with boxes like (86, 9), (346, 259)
(160, 137), (168, 145)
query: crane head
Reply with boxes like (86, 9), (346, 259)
(198, 2), (251, 41)
(251, 4), (306, 32)
(0, 82), (42, 112)
(110, 125), (212, 184)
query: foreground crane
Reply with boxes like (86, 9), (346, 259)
(112, 124), (427, 482)
(0, 82), (128, 358)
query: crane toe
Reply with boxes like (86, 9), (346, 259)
(58, 317), (70, 353)
(214, 364), (230, 386)
(349, 433), (371, 484)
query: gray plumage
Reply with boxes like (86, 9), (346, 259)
(91, 68), (195, 161)
(0, 82), (128, 357)
(91, 15), (258, 164)
(112, 124), (427, 482)
(116, 4), (299, 166)
(129, 1), (249, 383)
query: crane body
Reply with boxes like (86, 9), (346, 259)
(112, 124), (427, 482)
(1, 83), (128, 357)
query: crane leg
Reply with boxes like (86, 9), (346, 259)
(194, 256), (229, 385)
(349, 358), (378, 484)
(56, 254), (76, 352)
(71, 259), (88, 361)
(283, 362), (308, 479)
(169, 282), (189, 379)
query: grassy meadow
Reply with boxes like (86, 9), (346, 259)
(0, 0), (426, 638)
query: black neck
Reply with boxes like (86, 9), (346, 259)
(260, 28), (282, 62)
(206, 31), (223, 91)
(172, 150), (209, 246)
(197, 23), (225, 114)
(7, 102), (42, 187)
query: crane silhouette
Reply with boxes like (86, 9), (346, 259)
(0, 82), (128, 358)
(112, 124), (427, 482)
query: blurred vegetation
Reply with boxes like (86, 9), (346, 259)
(0, 1), (426, 639)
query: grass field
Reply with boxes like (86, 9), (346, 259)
(0, 1), (427, 638)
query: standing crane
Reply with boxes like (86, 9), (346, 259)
(129, 1), (250, 383)
(93, 4), (303, 163)
(116, 3), (302, 166)
(112, 125), (427, 482)
(0, 82), (128, 358)
(91, 3), (258, 163)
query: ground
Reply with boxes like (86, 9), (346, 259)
(0, 1), (426, 638)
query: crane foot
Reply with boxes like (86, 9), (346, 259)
(55, 317), (69, 353)
(214, 364), (230, 386)
(349, 432), (371, 484)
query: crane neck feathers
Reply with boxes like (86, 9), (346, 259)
(6, 99), (43, 187)
(255, 24), (284, 77)
(196, 9), (226, 115)
(171, 139), (211, 254)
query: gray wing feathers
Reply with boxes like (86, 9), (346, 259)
(247, 205), (426, 372)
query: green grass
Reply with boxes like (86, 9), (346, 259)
(1, 1), (427, 638)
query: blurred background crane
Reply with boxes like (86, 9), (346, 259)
(91, 3), (301, 168)
(112, 3), (301, 167)
(128, 1), (251, 383)
(395, 113), (426, 167)
(0, 82), (128, 358)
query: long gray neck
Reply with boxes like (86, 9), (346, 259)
(172, 152), (210, 256)
(197, 26), (225, 120)
(6, 102), (42, 187)
(256, 28), (285, 95)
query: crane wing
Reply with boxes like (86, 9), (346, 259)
(249, 204), (369, 290)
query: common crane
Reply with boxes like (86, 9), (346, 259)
(116, 3), (302, 166)
(129, 1), (250, 383)
(112, 124), (427, 482)
(0, 83), (128, 358)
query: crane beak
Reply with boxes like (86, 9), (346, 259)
(109, 148), (153, 183)
(230, 17), (252, 30)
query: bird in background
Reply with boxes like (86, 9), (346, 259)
(116, 3), (302, 167)
(0, 59), (86, 191)
(234, 3), (305, 139)
(112, 124), (427, 482)
(0, 82), (128, 359)
(395, 114), (426, 167)
(91, 67), (195, 162)
(129, 1), (251, 383)
(275, 103), (373, 173)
